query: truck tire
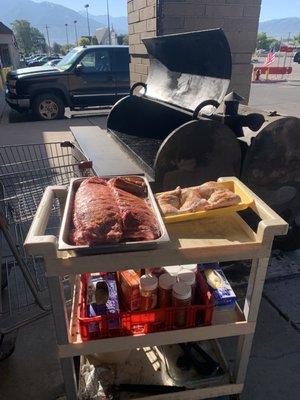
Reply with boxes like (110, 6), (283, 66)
(32, 93), (65, 120)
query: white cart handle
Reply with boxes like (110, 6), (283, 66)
(24, 186), (67, 256)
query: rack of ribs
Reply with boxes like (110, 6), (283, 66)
(71, 177), (123, 246)
(70, 177), (160, 246)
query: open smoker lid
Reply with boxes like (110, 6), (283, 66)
(142, 29), (232, 114)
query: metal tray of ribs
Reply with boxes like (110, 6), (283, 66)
(58, 175), (170, 254)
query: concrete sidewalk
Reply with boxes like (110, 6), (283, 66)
(0, 89), (299, 400)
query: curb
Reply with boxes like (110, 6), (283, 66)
(252, 79), (287, 84)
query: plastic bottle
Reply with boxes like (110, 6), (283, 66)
(172, 282), (192, 327)
(158, 273), (176, 307)
(177, 269), (196, 301)
(140, 274), (158, 310)
(181, 264), (197, 274)
(163, 265), (181, 276)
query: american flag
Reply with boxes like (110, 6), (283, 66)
(263, 50), (276, 67)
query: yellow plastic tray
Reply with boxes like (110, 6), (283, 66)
(156, 180), (254, 224)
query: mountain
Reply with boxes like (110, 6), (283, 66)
(259, 18), (300, 38)
(0, 0), (127, 45)
(79, 12), (128, 35)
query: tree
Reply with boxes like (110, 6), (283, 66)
(91, 36), (98, 45)
(257, 32), (270, 50)
(294, 33), (300, 45)
(269, 39), (281, 51)
(117, 34), (128, 45)
(11, 20), (32, 54)
(60, 44), (74, 55)
(31, 27), (47, 53)
(78, 37), (91, 46)
(11, 20), (47, 55)
(52, 42), (62, 54)
(257, 32), (280, 51)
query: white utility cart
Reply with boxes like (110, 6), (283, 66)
(25, 177), (288, 400)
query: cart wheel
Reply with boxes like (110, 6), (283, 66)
(0, 333), (17, 361)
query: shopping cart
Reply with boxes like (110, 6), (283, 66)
(0, 141), (93, 360)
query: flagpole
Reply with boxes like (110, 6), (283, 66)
(282, 32), (290, 79)
(276, 36), (282, 80)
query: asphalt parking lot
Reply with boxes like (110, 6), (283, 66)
(0, 63), (300, 400)
(249, 58), (300, 117)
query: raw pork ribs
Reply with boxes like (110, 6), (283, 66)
(71, 177), (160, 246)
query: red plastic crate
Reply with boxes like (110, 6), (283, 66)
(78, 271), (214, 341)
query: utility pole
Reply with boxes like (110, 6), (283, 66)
(45, 25), (51, 54)
(74, 20), (78, 45)
(106, 0), (112, 45)
(65, 23), (69, 46)
(85, 4), (91, 37)
(282, 32), (290, 79)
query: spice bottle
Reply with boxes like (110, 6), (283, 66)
(140, 274), (158, 310)
(181, 264), (197, 274)
(163, 265), (181, 277)
(177, 269), (196, 301)
(172, 282), (192, 327)
(145, 267), (164, 278)
(158, 273), (176, 307)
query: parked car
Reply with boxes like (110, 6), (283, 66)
(293, 51), (300, 63)
(6, 45), (130, 120)
(28, 55), (60, 67)
(43, 58), (62, 67)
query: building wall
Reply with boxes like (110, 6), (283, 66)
(0, 33), (20, 69)
(128, 0), (157, 83)
(127, 0), (261, 102)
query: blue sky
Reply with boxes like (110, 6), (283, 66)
(33, 0), (127, 17)
(260, 0), (300, 21)
(32, 0), (300, 20)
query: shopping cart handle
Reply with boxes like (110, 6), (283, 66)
(24, 186), (67, 256)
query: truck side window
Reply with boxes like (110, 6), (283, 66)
(113, 49), (130, 72)
(80, 51), (96, 72)
(95, 50), (111, 72)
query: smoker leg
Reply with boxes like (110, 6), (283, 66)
(60, 357), (78, 400)
(47, 276), (78, 399)
(234, 258), (269, 384)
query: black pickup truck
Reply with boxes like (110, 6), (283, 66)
(6, 45), (130, 120)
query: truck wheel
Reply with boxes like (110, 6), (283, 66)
(32, 93), (65, 120)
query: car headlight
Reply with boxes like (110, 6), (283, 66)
(7, 79), (17, 94)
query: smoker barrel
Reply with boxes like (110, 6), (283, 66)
(154, 118), (241, 191)
(241, 115), (300, 249)
(107, 29), (232, 173)
(107, 29), (300, 249)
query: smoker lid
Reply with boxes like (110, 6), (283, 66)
(142, 29), (232, 114)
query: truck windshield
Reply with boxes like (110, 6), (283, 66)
(56, 48), (82, 71)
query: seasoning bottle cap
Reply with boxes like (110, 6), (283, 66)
(178, 269), (196, 286)
(159, 273), (176, 290)
(181, 264), (197, 273)
(140, 274), (158, 291)
(163, 265), (181, 276)
(173, 282), (191, 300)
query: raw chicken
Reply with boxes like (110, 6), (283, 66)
(156, 187), (181, 215)
(180, 187), (208, 212)
(198, 181), (227, 199)
(205, 189), (241, 210)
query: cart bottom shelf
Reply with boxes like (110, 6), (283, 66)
(60, 277), (254, 358)
(79, 341), (243, 400)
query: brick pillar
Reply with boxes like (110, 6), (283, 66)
(128, 0), (261, 102)
(128, 0), (157, 83)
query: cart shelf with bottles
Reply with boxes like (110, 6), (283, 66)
(24, 177), (288, 400)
